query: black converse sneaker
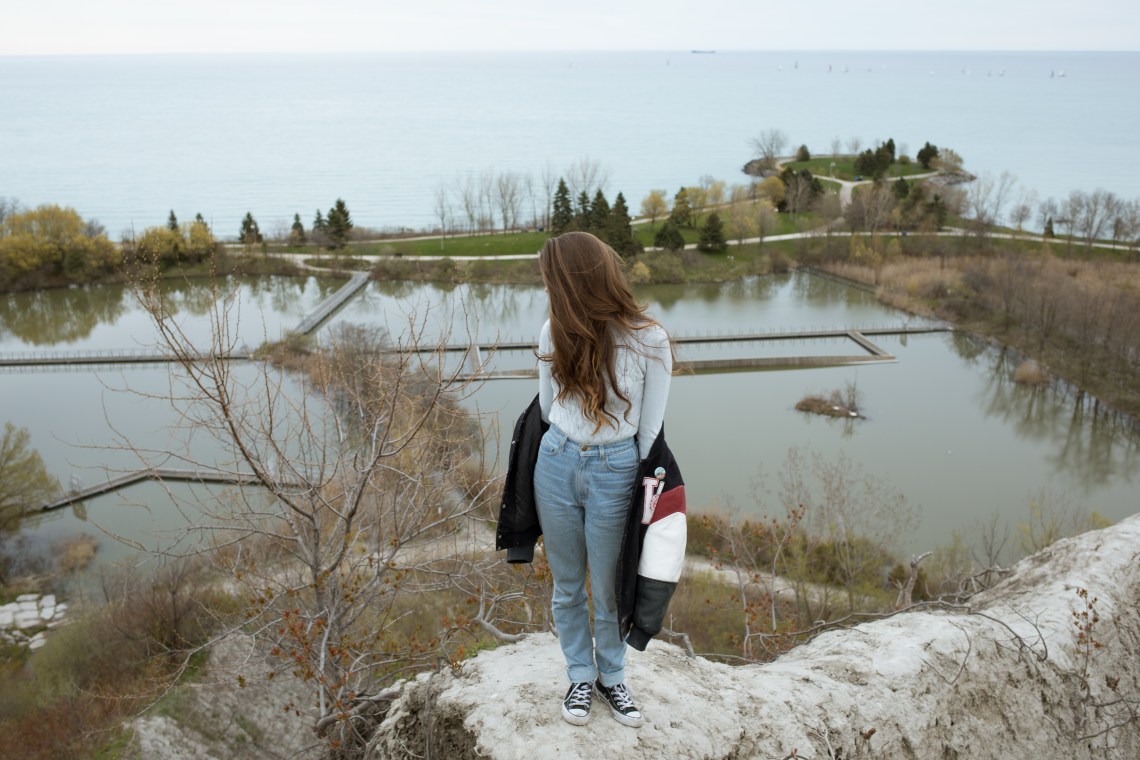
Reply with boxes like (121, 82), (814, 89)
(561, 681), (592, 725)
(593, 680), (644, 727)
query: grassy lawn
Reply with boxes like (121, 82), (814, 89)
(270, 230), (549, 259)
(275, 206), (826, 267)
(635, 210), (817, 248)
(786, 158), (931, 181)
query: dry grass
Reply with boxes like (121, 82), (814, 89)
(796, 393), (861, 419)
(814, 248), (1140, 416)
(54, 534), (98, 577)
(1013, 359), (1050, 385)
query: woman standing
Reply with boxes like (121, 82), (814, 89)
(534, 231), (672, 728)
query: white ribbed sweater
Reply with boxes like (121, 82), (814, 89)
(537, 319), (671, 460)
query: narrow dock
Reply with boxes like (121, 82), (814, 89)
(434, 324), (950, 353)
(294, 271), (370, 335)
(0, 324), (949, 371)
(0, 348), (249, 369)
(40, 467), (304, 513)
(446, 325), (953, 381)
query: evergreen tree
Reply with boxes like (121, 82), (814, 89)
(607, 192), (642, 259)
(239, 212), (263, 245)
(289, 213), (307, 246)
(313, 209), (327, 232)
(1044, 216), (1055, 237)
(669, 188), (693, 227)
(167, 210), (179, 231)
(917, 142), (940, 170)
(894, 176), (910, 199)
(194, 213), (208, 229)
(574, 191), (591, 230)
(884, 138), (896, 163)
(551, 179), (574, 234)
(326, 198), (354, 249)
(697, 212), (727, 252)
(654, 220), (685, 251)
(795, 144), (811, 162)
(589, 190), (611, 235)
(925, 195), (948, 230)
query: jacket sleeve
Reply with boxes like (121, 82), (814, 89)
(495, 395), (547, 563)
(625, 482), (687, 651)
(619, 432), (687, 652)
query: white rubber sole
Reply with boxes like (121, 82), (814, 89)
(594, 685), (645, 728)
(561, 702), (590, 726)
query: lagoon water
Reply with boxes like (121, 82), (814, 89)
(5, 273), (1137, 566)
(2, 51), (1138, 238)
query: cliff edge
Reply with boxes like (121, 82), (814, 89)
(368, 514), (1140, 759)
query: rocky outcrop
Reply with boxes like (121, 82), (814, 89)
(368, 514), (1140, 759)
(127, 634), (313, 760)
(0, 593), (67, 650)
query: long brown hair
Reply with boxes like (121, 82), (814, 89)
(538, 231), (660, 433)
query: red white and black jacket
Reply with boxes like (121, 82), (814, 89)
(617, 427), (686, 651)
(496, 396), (687, 651)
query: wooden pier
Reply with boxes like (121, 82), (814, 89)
(0, 323), (950, 374)
(39, 467), (303, 513)
(294, 271), (370, 335)
(446, 325), (951, 381)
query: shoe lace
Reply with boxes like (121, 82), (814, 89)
(566, 682), (591, 708)
(608, 683), (637, 711)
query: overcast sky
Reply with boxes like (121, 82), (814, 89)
(3, 0), (1137, 55)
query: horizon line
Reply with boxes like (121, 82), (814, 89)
(3, 47), (1138, 59)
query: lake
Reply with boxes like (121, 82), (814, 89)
(2, 51), (1138, 238)
(4, 271), (1136, 565)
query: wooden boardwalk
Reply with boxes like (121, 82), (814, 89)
(0, 348), (249, 369)
(436, 324), (949, 353)
(1, 322), (950, 373)
(448, 325), (952, 381)
(294, 271), (371, 335)
(0, 271), (370, 370)
(39, 467), (303, 513)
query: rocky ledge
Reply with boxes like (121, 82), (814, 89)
(367, 514), (1140, 759)
(0, 593), (67, 650)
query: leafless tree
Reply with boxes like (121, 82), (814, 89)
(565, 157), (610, 200)
(829, 136), (842, 157)
(1077, 188), (1114, 251)
(458, 173), (478, 234)
(845, 182), (897, 234)
(755, 199), (779, 248)
(970, 511), (1012, 568)
(121, 269), (528, 755)
(783, 173), (815, 217)
(640, 189), (668, 225)
(1059, 191), (1085, 254)
(432, 182), (451, 250)
(1010, 188), (1037, 234)
(478, 169), (496, 232)
(522, 172), (538, 229)
(0, 197), (21, 225)
(726, 202), (758, 248)
(704, 177), (727, 208)
(779, 447), (917, 613)
(495, 172), (523, 233)
(845, 136), (863, 155)
(964, 171), (1017, 237)
(1038, 197), (1059, 236)
(749, 128), (789, 172)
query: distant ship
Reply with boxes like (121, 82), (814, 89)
(691, 50), (716, 54)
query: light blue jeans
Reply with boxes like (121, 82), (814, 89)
(534, 425), (639, 688)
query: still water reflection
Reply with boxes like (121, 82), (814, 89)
(0, 275), (339, 351)
(4, 272), (1137, 564)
